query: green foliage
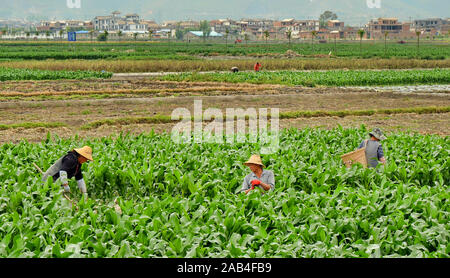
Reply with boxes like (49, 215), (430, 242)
(156, 69), (450, 87)
(0, 67), (112, 81)
(0, 42), (448, 61)
(0, 127), (448, 257)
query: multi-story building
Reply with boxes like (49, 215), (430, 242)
(413, 18), (446, 32)
(93, 11), (147, 33)
(327, 20), (345, 31)
(37, 20), (92, 32)
(366, 18), (413, 39)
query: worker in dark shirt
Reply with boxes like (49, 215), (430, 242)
(42, 146), (93, 198)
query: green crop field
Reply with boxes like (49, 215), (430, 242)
(156, 68), (450, 87)
(0, 127), (448, 258)
(0, 41), (448, 61)
(0, 67), (112, 81)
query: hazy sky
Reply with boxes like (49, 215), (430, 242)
(1, 0), (448, 24)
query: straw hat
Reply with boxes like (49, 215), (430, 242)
(74, 146), (94, 161)
(369, 128), (387, 141)
(244, 154), (265, 168)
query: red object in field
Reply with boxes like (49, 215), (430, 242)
(235, 39), (242, 43)
(251, 180), (261, 186)
(254, 63), (261, 72)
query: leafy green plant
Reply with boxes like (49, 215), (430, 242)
(0, 127), (448, 258)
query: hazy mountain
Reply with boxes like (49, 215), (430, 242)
(0, 0), (448, 25)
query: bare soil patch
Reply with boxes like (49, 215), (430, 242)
(1, 80), (448, 144)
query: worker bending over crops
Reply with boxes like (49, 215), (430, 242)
(42, 146), (93, 198)
(357, 128), (386, 168)
(254, 62), (262, 72)
(241, 154), (275, 194)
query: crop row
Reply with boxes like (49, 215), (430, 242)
(156, 69), (450, 87)
(0, 68), (112, 81)
(0, 127), (448, 257)
(0, 42), (448, 60)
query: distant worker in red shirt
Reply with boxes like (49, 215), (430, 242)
(254, 62), (262, 72)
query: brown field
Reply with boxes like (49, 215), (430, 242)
(0, 77), (449, 144)
(2, 58), (449, 73)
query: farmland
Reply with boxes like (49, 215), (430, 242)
(0, 40), (449, 258)
(0, 128), (448, 257)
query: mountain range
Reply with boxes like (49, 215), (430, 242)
(1, 0), (448, 25)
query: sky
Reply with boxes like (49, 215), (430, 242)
(0, 0), (448, 25)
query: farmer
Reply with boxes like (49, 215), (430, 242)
(254, 62), (262, 72)
(241, 154), (275, 194)
(42, 146), (93, 198)
(357, 128), (387, 168)
(231, 66), (239, 73)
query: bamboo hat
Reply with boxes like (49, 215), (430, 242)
(244, 154), (265, 168)
(74, 146), (94, 161)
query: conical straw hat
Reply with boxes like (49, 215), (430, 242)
(74, 146), (94, 161)
(244, 154), (265, 168)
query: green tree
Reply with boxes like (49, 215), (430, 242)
(225, 28), (230, 48)
(175, 24), (184, 41)
(199, 20), (211, 43)
(286, 29), (292, 48)
(59, 29), (65, 42)
(384, 31), (389, 57)
(264, 30), (270, 45)
(118, 30), (123, 41)
(358, 29), (365, 57)
(311, 30), (318, 53)
(45, 31), (51, 41)
(148, 29), (154, 41)
(319, 11), (338, 28)
(244, 33), (249, 46)
(89, 30), (94, 43)
(416, 31), (421, 57)
(98, 30), (109, 42)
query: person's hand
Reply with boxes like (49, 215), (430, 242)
(251, 180), (261, 186)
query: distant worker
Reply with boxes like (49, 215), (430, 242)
(241, 154), (275, 194)
(42, 146), (94, 198)
(231, 67), (239, 73)
(357, 128), (387, 168)
(254, 62), (262, 72)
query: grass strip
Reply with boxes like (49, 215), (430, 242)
(155, 69), (450, 87)
(0, 122), (66, 130)
(0, 67), (113, 81)
(81, 106), (450, 130)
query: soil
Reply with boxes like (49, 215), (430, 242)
(1, 79), (449, 144)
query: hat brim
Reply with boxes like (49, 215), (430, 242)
(244, 162), (265, 168)
(74, 148), (94, 161)
(369, 132), (386, 141)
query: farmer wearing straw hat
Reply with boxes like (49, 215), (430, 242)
(42, 146), (93, 198)
(357, 128), (387, 168)
(241, 154), (275, 194)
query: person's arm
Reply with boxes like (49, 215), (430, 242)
(242, 175), (252, 194)
(357, 141), (365, 149)
(259, 171), (275, 191)
(378, 145), (386, 164)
